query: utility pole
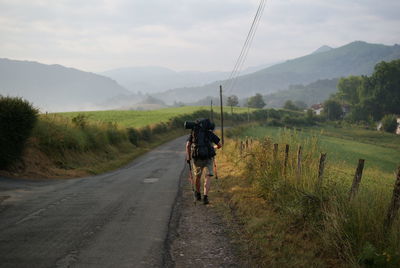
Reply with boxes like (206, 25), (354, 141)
(247, 104), (250, 122)
(219, 85), (224, 145)
(210, 100), (214, 122)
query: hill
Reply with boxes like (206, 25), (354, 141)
(154, 41), (400, 104)
(312, 45), (334, 54)
(264, 78), (339, 108)
(0, 58), (131, 112)
(101, 64), (275, 94)
(101, 66), (228, 94)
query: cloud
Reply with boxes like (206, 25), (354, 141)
(0, 0), (399, 72)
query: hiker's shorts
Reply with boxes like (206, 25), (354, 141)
(192, 158), (214, 177)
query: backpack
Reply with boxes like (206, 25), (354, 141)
(190, 119), (215, 160)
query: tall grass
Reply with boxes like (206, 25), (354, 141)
(33, 114), (129, 154)
(222, 128), (400, 266)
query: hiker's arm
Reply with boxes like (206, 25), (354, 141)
(214, 143), (222, 149)
(210, 132), (222, 149)
(186, 141), (192, 162)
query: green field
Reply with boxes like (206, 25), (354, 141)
(57, 106), (251, 128)
(236, 125), (400, 173)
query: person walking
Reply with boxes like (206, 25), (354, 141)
(186, 119), (222, 205)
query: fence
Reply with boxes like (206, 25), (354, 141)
(237, 137), (400, 233)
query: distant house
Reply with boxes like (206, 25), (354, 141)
(397, 118), (400, 135)
(377, 117), (400, 135)
(311, 103), (323, 115)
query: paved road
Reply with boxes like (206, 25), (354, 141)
(0, 136), (187, 268)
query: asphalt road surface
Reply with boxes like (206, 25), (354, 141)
(0, 136), (187, 268)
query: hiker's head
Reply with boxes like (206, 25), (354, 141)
(184, 118), (215, 131)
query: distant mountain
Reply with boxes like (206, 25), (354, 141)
(155, 41), (400, 104)
(240, 62), (283, 75)
(101, 63), (281, 95)
(312, 45), (334, 54)
(264, 78), (339, 108)
(101, 66), (229, 94)
(0, 58), (130, 112)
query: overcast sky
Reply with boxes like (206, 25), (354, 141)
(1, 0), (399, 72)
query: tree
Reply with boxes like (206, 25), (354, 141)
(294, 100), (307, 110)
(247, 93), (265, 109)
(381, 114), (398, 133)
(323, 99), (343, 120)
(361, 60), (400, 120)
(226, 95), (239, 114)
(283, 100), (299, 111)
(336, 76), (364, 105)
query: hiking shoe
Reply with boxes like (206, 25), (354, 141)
(203, 195), (209, 205)
(194, 191), (201, 201)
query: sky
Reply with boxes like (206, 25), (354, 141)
(1, 0), (400, 73)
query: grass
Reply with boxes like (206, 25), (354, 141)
(213, 125), (400, 267)
(57, 106), (253, 128)
(233, 124), (400, 173)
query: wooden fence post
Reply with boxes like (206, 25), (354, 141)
(349, 159), (365, 201)
(283, 144), (289, 174)
(384, 167), (400, 231)
(315, 153), (327, 191)
(273, 143), (278, 161)
(296, 145), (302, 179)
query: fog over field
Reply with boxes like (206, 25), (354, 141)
(0, 0), (399, 111)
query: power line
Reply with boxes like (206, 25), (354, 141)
(224, 0), (266, 95)
(225, 0), (264, 89)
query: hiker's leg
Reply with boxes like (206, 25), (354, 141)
(204, 175), (212, 196)
(204, 159), (215, 196)
(195, 174), (201, 192)
(192, 160), (203, 193)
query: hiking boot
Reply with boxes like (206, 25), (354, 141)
(203, 195), (209, 205)
(194, 191), (201, 201)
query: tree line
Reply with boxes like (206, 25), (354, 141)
(326, 59), (400, 121)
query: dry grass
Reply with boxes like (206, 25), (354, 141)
(212, 132), (400, 267)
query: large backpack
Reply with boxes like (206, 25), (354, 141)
(191, 119), (215, 160)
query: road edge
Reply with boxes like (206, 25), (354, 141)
(162, 161), (187, 267)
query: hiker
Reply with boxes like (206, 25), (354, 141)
(185, 119), (222, 205)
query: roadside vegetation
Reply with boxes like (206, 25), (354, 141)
(1, 107), (219, 178)
(0, 96), (38, 170)
(1, 103), (296, 179)
(213, 123), (400, 267)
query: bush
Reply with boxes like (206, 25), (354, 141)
(381, 114), (398, 133)
(127, 127), (139, 146)
(0, 96), (38, 169)
(106, 122), (126, 145)
(138, 126), (152, 142)
(71, 114), (88, 128)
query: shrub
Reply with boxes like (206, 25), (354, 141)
(381, 114), (398, 133)
(105, 122), (126, 145)
(152, 122), (168, 135)
(0, 96), (38, 169)
(139, 126), (152, 142)
(71, 114), (88, 129)
(127, 127), (139, 146)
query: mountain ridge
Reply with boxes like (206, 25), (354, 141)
(153, 41), (400, 104)
(0, 58), (130, 112)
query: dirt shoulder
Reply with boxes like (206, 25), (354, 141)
(165, 165), (240, 267)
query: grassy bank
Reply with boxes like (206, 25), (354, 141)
(2, 107), (222, 179)
(213, 126), (400, 267)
